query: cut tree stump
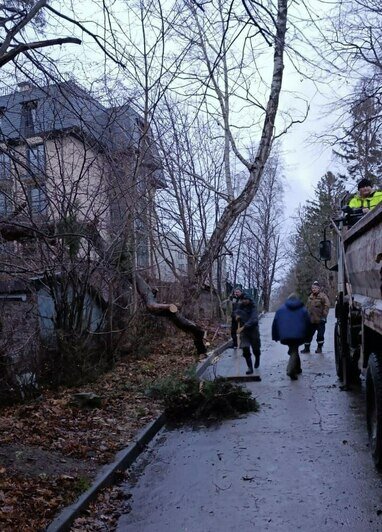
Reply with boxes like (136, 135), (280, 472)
(70, 392), (102, 408)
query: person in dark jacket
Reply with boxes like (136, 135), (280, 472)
(301, 281), (330, 354)
(230, 287), (244, 348)
(235, 295), (261, 374)
(272, 293), (311, 380)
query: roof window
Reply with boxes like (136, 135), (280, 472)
(0, 107), (5, 131)
(21, 100), (38, 137)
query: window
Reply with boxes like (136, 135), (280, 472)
(134, 217), (149, 267)
(0, 151), (10, 180)
(136, 177), (146, 194)
(30, 103), (37, 126)
(0, 192), (10, 216)
(30, 186), (47, 214)
(28, 144), (45, 174)
(21, 100), (38, 136)
(0, 241), (13, 255)
(0, 107), (5, 130)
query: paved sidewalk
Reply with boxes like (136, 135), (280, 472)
(47, 340), (231, 532)
(202, 343), (262, 380)
(116, 311), (382, 532)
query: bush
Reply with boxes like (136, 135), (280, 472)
(38, 333), (113, 389)
(147, 375), (259, 422)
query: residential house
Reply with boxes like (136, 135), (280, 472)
(0, 80), (164, 388)
(155, 232), (227, 289)
(153, 231), (228, 319)
(154, 232), (189, 281)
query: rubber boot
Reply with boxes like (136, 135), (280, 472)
(301, 343), (310, 354)
(287, 350), (299, 380)
(254, 352), (260, 369)
(243, 348), (254, 375)
(296, 353), (302, 374)
(315, 344), (323, 354)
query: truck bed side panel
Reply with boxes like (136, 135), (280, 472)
(344, 204), (382, 301)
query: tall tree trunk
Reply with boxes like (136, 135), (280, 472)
(193, 0), (288, 295)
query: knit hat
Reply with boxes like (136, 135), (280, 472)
(357, 178), (372, 190)
(312, 281), (320, 287)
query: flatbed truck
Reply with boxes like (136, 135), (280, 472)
(320, 203), (382, 467)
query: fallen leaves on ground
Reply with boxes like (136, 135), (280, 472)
(0, 321), (229, 532)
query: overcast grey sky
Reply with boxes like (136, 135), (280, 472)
(19, 0), (352, 227)
(279, 61), (351, 224)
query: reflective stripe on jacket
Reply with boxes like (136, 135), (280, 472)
(348, 190), (382, 210)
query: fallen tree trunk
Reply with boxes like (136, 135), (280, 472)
(134, 273), (207, 355)
(86, 227), (207, 355)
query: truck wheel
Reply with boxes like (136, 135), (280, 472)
(335, 321), (359, 385)
(366, 353), (382, 469)
(334, 322), (343, 380)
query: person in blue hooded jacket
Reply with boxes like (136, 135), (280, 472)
(272, 293), (311, 380)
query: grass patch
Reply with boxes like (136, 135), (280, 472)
(147, 375), (259, 422)
(73, 475), (92, 494)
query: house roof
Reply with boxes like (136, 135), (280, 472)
(0, 81), (142, 152)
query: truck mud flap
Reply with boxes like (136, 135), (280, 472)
(335, 321), (359, 385)
(334, 323), (343, 380)
(366, 353), (382, 469)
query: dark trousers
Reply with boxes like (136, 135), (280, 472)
(242, 329), (261, 369)
(287, 343), (301, 374)
(306, 321), (326, 347)
(242, 346), (260, 369)
(231, 318), (238, 347)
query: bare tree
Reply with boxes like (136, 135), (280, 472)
(0, 1), (82, 68)
(1, 0), (291, 357)
(92, 0), (290, 350)
(229, 151), (286, 310)
(175, 0), (288, 300)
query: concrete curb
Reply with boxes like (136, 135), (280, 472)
(195, 339), (232, 378)
(46, 339), (232, 532)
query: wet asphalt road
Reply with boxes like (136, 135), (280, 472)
(116, 311), (382, 532)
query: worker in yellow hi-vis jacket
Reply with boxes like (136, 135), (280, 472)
(348, 178), (382, 213)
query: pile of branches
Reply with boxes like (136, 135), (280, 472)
(148, 375), (259, 422)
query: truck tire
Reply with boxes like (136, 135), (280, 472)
(335, 321), (359, 385)
(334, 322), (343, 380)
(366, 353), (382, 469)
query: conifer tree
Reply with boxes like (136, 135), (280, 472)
(334, 78), (382, 188)
(286, 172), (346, 303)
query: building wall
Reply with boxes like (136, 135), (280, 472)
(51, 136), (110, 223)
(154, 233), (227, 290)
(0, 293), (41, 402)
(0, 294), (39, 362)
(5, 135), (111, 227)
